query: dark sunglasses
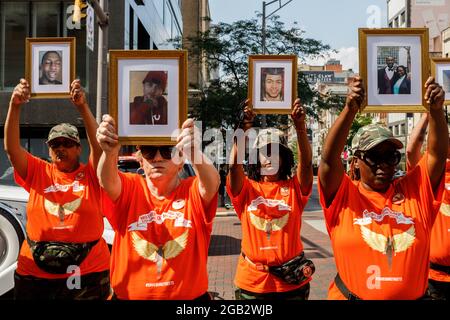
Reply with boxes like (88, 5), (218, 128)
(355, 150), (401, 167)
(48, 140), (79, 149)
(140, 146), (176, 160)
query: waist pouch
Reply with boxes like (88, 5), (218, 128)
(27, 236), (99, 274)
(268, 252), (315, 285)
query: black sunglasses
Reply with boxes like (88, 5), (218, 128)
(140, 146), (176, 160)
(355, 150), (401, 167)
(48, 140), (79, 149)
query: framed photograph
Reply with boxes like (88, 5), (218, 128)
(109, 50), (188, 145)
(25, 37), (75, 99)
(431, 58), (450, 106)
(359, 28), (429, 112)
(248, 55), (297, 114)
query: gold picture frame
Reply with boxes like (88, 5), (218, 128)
(25, 37), (76, 99)
(430, 57), (450, 106)
(248, 55), (297, 114)
(109, 50), (188, 146)
(358, 28), (429, 113)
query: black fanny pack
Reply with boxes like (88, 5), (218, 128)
(430, 262), (450, 275)
(27, 236), (99, 274)
(269, 252), (315, 285)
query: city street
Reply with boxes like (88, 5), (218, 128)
(207, 180), (336, 300)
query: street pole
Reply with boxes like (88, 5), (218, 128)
(260, 0), (293, 128)
(89, 0), (109, 124)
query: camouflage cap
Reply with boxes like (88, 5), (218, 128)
(351, 124), (403, 152)
(46, 123), (80, 144)
(253, 128), (289, 149)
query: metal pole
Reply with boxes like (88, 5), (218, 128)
(262, 1), (266, 55)
(93, 0), (108, 123)
(261, 2), (267, 127)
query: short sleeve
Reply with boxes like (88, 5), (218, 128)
(226, 175), (251, 219)
(188, 176), (218, 225)
(401, 153), (444, 225)
(101, 172), (138, 231)
(14, 153), (47, 192)
(318, 174), (351, 234)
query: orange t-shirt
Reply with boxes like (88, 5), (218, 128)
(226, 175), (311, 293)
(318, 155), (444, 299)
(102, 174), (217, 300)
(429, 160), (450, 282)
(14, 153), (110, 279)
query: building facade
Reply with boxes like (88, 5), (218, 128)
(0, 0), (183, 182)
(387, 0), (450, 53)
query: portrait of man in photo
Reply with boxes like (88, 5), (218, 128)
(39, 50), (62, 85)
(129, 70), (168, 125)
(260, 67), (284, 102)
(377, 56), (398, 94)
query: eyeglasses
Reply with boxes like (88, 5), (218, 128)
(48, 140), (79, 149)
(140, 146), (176, 160)
(355, 150), (401, 167)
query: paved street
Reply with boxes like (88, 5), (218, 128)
(207, 180), (336, 300)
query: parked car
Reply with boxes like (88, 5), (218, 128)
(0, 155), (195, 297)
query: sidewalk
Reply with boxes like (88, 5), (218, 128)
(207, 210), (336, 300)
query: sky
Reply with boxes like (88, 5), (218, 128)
(209, 0), (388, 72)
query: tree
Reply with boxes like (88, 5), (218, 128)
(180, 15), (343, 130)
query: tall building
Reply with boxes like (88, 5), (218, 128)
(0, 0), (183, 180)
(385, 0), (450, 166)
(181, 0), (210, 90)
(387, 0), (450, 54)
(443, 27), (450, 57)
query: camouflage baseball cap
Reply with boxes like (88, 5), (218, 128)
(351, 124), (403, 152)
(253, 128), (289, 149)
(46, 123), (80, 144)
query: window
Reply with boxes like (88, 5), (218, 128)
(401, 123), (406, 135)
(400, 11), (406, 25)
(0, 2), (29, 89)
(164, 1), (172, 34)
(0, 2), (89, 90)
(34, 2), (61, 37)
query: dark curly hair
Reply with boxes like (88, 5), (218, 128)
(247, 143), (295, 182)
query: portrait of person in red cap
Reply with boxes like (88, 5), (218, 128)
(130, 70), (168, 125)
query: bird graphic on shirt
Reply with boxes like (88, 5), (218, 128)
(439, 202), (450, 217)
(360, 225), (415, 269)
(44, 198), (82, 224)
(249, 212), (289, 240)
(131, 230), (189, 279)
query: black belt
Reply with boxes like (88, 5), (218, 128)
(334, 273), (430, 300)
(430, 262), (450, 274)
(334, 273), (361, 300)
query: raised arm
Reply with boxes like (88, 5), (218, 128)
(96, 114), (122, 201)
(69, 79), (102, 170)
(406, 113), (429, 170)
(228, 100), (255, 196)
(176, 119), (220, 207)
(4, 79), (31, 180)
(424, 77), (448, 193)
(318, 77), (365, 207)
(291, 98), (313, 195)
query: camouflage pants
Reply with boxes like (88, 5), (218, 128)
(13, 270), (110, 300)
(428, 279), (450, 300)
(235, 283), (310, 300)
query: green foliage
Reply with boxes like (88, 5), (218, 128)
(179, 15), (339, 129)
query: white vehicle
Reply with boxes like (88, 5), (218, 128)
(0, 181), (114, 298)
